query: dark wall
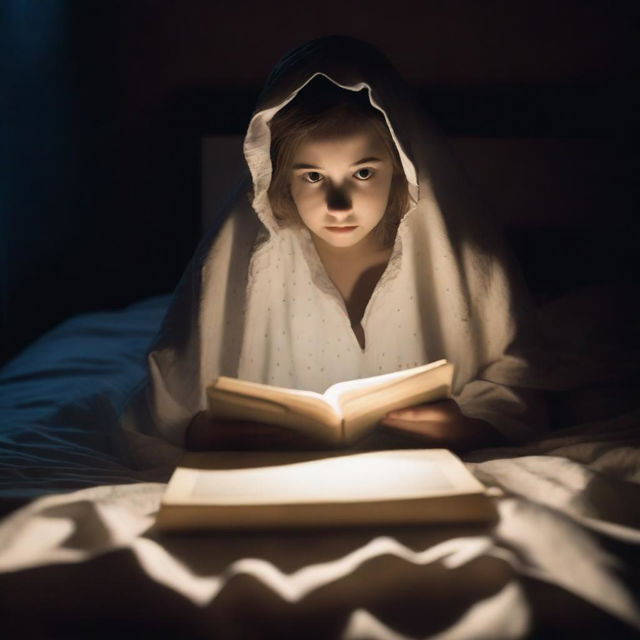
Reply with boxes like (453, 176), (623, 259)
(3, 0), (639, 364)
(5, 2), (125, 362)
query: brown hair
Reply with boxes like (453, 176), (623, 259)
(267, 78), (409, 248)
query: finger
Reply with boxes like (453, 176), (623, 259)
(384, 408), (426, 421)
(382, 408), (440, 424)
(378, 421), (443, 446)
(385, 403), (449, 422)
(379, 416), (449, 439)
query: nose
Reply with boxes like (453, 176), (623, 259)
(326, 182), (352, 213)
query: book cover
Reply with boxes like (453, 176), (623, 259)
(156, 449), (498, 531)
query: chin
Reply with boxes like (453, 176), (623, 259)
(321, 233), (366, 249)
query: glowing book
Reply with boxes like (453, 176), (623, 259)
(156, 449), (497, 531)
(206, 359), (453, 446)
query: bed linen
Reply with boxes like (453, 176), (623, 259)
(0, 295), (175, 510)
(0, 290), (639, 639)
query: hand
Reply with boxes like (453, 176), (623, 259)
(185, 411), (324, 451)
(379, 399), (507, 452)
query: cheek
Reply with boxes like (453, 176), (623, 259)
(291, 186), (323, 215)
(289, 191), (314, 229)
(360, 180), (391, 216)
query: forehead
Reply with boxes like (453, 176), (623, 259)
(292, 126), (389, 162)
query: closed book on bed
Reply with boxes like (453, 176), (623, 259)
(155, 449), (497, 531)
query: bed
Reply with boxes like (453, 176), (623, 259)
(1, 137), (638, 639)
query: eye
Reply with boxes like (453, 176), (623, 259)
(302, 171), (323, 183)
(354, 168), (374, 180)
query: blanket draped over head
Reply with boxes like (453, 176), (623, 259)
(126, 37), (546, 447)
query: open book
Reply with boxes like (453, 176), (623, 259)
(156, 449), (498, 531)
(207, 359), (454, 446)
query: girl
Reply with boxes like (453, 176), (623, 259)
(131, 37), (545, 453)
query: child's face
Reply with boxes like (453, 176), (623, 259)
(288, 126), (394, 252)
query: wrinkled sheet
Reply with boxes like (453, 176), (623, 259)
(0, 295), (173, 508)
(0, 293), (639, 638)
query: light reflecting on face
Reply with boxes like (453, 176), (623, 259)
(288, 127), (394, 253)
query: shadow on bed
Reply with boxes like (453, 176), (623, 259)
(1, 277), (639, 502)
(1, 281), (639, 637)
(1, 516), (637, 639)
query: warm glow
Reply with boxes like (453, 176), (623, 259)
(189, 451), (456, 504)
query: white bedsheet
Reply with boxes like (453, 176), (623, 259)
(0, 416), (639, 638)
(0, 291), (639, 638)
(0, 295), (172, 506)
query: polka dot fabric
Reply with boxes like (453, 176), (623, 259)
(238, 221), (430, 393)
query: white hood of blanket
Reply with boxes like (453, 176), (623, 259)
(242, 37), (421, 233)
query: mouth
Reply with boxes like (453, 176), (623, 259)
(325, 226), (358, 233)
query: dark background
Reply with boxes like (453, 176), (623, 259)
(3, 0), (639, 365)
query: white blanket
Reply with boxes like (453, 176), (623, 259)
(1, 277), (638, 637)
(1, 411), (638, 639)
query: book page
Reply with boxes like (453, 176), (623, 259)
(163, 449), (485, 506)
(208, 378), (342, 439)
(343, 383), (450, 444)
(324, 360), (449, 409)
(213, 376), (326, 406)
(337, 362), (454, 443)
